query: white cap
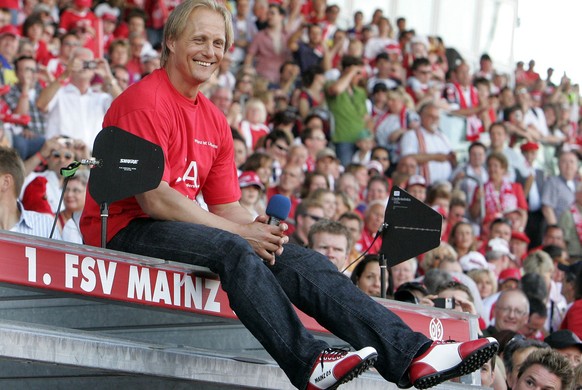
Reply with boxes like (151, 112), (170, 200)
(459, 251), (489, 272)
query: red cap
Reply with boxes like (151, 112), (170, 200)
(0, 25), (20, 37)
(511, 231), (531, 244)
(239, 171), (264, 191)
(498, 268), (522, 284)
(101, 12), (118, 22)
(74, 0), (92, 8)
(520, 142), (539, 152)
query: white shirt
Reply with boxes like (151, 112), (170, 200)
(524, 107), (550, 137)
(45, 84), (113, 148)
(400, 127), (453, 184)
(10, 201), (61, 239)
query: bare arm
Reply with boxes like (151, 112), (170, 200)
(326, 65), (360, 96)
(542, 205), (557, 225)
(136, 182), (287, 263)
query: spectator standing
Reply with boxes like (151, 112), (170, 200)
(559, 182), (582, 257)
(400, 102), (455, 185)
(4, 55), (46, 159)
(325, 55), (368, 167)
(245, 4), (290, 84)
(542, 150), (579, 226)
(37, 48), (119, 149)
(0, 25), (20, 85)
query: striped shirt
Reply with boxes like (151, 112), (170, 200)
(9, 201), (62, 240)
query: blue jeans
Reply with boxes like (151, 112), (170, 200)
(334, 142), (356, 168)
(12, 133), (45, 160)
(108, 219), (430, 388)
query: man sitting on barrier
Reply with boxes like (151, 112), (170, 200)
(80, 1), (499, 389)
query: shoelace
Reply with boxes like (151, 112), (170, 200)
(319, 347), (350, 370)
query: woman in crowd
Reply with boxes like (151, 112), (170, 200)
(295, 65), (326, 120)
(468, 268), (498, 301)
(448, 220), (477, 258)
(307, 188), (337, 220)
(470, 152), (528, 237)
(61, 170), (88, 243)
(350, 254), (381, 297)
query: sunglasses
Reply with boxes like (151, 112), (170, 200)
(51, 151), (74, 159)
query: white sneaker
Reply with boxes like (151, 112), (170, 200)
(306, 346), (377, 390)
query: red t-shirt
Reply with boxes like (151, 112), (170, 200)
(80, 68), (241, 247)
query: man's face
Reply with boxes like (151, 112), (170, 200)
(398, 156), (418, 175)
(371, 149), (390, 172)
(391, 261), (415, 290)
(0, 34), (18, 59)
(166, 8), (225, 95)
(364, 203), (385, 233)
(494, 292), (529, 332)
(267, 6), (283, 28)
(311, 232), (348, 270)
(469, 145), (486, 167)
(519, 313), (547, 339)
(556, 346), (581, 367)
(514, 364), (562, 390)
(366, 181), (387, 203)
(308, 25), (323, 46)
(490, 222), (511, 242)
(508, 347), (537, 389)
(455, 64), (471, 86)
(489, 124), (507, 148)
(408, 184), (426, 202)
(414, 64), (432, 83)
(480, 360), (494, 388)
(299, 207), (324, 236)
(339, 218), (361, 245)
(279, 165), (303, 192)
(558, 152), (579, 180)
(420, 107), (440, 132)
(544, 227), (565, 248)
(16, 58), (37, 86)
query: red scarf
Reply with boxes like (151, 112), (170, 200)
(454, 82), (483, 141)
(484, 179), (518, 217)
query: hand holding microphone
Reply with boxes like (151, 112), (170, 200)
(262, 194), (291, 265)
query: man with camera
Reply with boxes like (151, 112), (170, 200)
(37, 47), (121, 149)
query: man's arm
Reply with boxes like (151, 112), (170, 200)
(136, 182), (287, 263)
(542, 205), (557, 225)
(326, 65), (361, 96)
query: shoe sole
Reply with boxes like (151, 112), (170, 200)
(413, 342), (499, 389)
(327, 353), (378, 390)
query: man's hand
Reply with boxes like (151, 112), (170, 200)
(238, 215), (289, 265)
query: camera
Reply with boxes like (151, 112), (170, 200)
(432, 297), (455, 309)
(83, 61), (97, 70)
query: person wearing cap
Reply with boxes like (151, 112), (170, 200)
(0, 24), (20, 85)
(510, 230), (531, 264)
(314, 147), (339, 190)
(498, 267), (522, 291)
(238, 171), (264, 219)
(406, 174), (427, 202)
(544, 330), (582, 367)
(485, 237), (513, 277)
(559, 181), (582, 258)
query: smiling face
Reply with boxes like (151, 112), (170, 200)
(166, 8), (226, 98)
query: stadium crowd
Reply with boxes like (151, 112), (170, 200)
(0, 0), (581, 388)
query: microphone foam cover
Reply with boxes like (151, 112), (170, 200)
(266, 194), (292, 221)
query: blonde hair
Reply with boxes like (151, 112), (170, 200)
(161, 0), (233, 67)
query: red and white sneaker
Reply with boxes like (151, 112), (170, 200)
(306, 347), (377, 390)
(409, 337), (499, 389)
